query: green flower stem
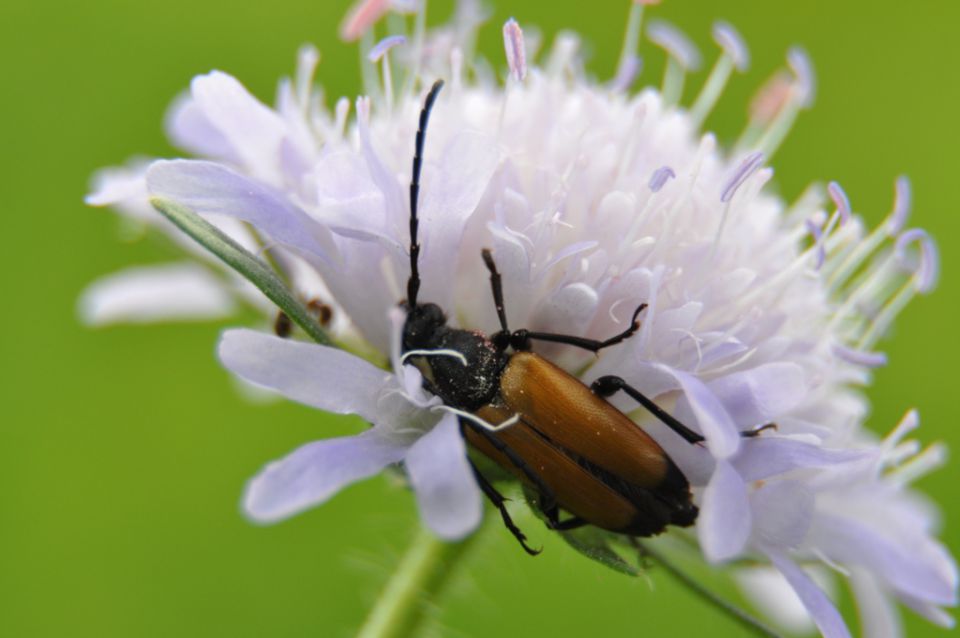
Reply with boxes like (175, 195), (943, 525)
(635, 541), (784, 638)
(150, 197), (332, 346)
(358, 525), (476, 638)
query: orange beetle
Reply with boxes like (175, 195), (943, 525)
(401, 81), (707, 554)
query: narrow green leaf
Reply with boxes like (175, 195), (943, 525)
(151, 197), (332, 346)
(558, 526), (642, 577)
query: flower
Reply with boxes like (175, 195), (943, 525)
(221, 308), (483, 540)
(88, 1), (956, 636)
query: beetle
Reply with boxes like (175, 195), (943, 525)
(401, 80), (756, 554)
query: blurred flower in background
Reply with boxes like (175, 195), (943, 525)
(85, 0), (956, 635)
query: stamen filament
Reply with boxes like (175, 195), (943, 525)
(689, 54), (735, 129)
(661, 57), (686, 107)
(615, 1), (646, 85)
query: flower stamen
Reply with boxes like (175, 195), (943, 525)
(369, 35), (407, 114)
(613, 0), (650, 92)
(753, 47), (815, 159)
(647, 19), (701, 108)
(689, 21), (749, 129)
(503, 18), (527, 82)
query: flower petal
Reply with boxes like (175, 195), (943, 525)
(767, 549), (852, 638)
(734, 437), (873, 483)
(79, 263), (235, 325)
(661, 365), (740, 458)
(243, 429), (406, 523)
(418, 129), (500, 309)
(404, 414), (483, 540)
(750, 480), (813, 548)
(165, 93), (237, 162)
(147, 159), (338, 265)
(813, 513), (957, 606)
(849, 568), (902, 638)
(735, 566), (818, 633)
(698, 460), (751, 562)
(708, 362), (806, 427)
(218, 328), (389, 423)
(189, 71), (288, 183)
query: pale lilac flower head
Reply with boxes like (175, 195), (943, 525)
(86, 2), (955, 636)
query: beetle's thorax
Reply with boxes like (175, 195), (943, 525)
(401, 302), (507, 411)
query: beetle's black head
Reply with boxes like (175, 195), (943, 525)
(402, 302), (447, 351)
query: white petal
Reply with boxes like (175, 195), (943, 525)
(405, 414), (483, 540)
(698, 460), (751, 562)
(243, 429), (406, 523)
(86, 162), (155, 221)
(750, 480), (813, 548)
(734, 437), (873, 483)
(356, 97), (405, 238)
(147, 159), (338, 265)
(813, 513), (957, 605)
(661, 365), (740, 458)
(78, 264), (235, 325)
(530, 282), (598, 337)
(189, 71), (288, 183)
(708, 362), (806, 427)
(86, 162), (149, 206)
(767, 549), (852, 638)
(849, 568), (902, 638)
(218, 328), (389, 423)
(418, 129), (500, 309)
(735, 566), (817, 633)
(898, 592), (956, 628)
(164, 93), (237, 161)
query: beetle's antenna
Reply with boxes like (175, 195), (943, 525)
(407, 79), (445, 309)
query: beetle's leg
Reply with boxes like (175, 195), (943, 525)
(462, 420), (559, 512)
(510, 303), (648, 352)
(543, 506), (589, 531)
(480, 249), (510, 335)
(591, 376), (776, 443)
(591, 375), (706, 444)
(468, 459), (541, 556)
(742, 422), (778, 437)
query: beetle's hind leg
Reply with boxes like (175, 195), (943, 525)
(468, 459), (541, 556)
(543, 505), (589, 531)
(591, 376), (775, 444)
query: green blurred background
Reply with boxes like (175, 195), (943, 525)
(2, 1), (957, 635)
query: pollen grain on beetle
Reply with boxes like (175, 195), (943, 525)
(86, 1), (956, 636)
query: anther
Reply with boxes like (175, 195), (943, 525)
(832, 344), (888, 368)
(503, 18), (527, 82)
(647, 20), (701, 71)
(648, 166), (676, 192)
(368, 35), (406, 63)
(721, 152), (764, 203)
(895, 228), (939, 293)
(887, 175), (912, 236)
(827, 181), (851, 225)
(787, 46), (816, 108)
(712, 21), (750, 71)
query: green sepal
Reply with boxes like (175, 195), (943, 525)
(150, 197), (332, 346)
(519, 484), (641, 577)
(557, 526), (642, 577)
